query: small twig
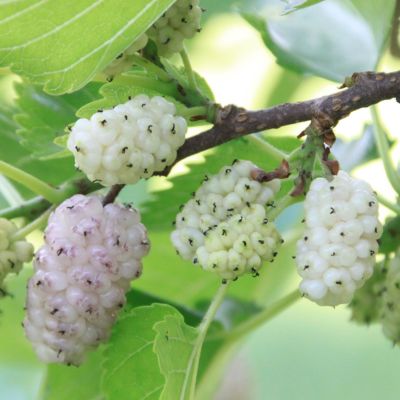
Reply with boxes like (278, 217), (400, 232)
(103, 184), (125, 205)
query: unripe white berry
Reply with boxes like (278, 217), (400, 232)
(349, 262), (387, 325)
(24, 195), (150, 366)
(195, 204), (281, 280)
(171, 160), (282, 280)
(381, 255), (400, 343)
(147, 0), (202, 57)
(296, 171), (381, 306)
(68, 95), (187, 186)
(0, 218), (33, 296)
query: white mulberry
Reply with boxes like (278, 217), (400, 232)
(195, 204), (281, 280)
(147, 0), (202, 57)
(171, 160), (281, 280)
(296, 171), (382, 306)
(67, 95), (187, 186)
(0, 218), (33, 296)
(349, 262), (387, 325)
(24, 195), (150, 365)
(381, 254), (400, 343)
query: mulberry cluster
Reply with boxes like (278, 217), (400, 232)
(349, 262), (387, 325)
(171, 160), (282, 280)
(296, 171), (382, 306)
(103, 34), (149, 79)
(67, 95), (187, 186)
(196, 204), (282, 280)
(24, 195), (150, 365)
(381, 255), (400, 343)
(0, 218), (33, 296)
(148, 0), (202, 57)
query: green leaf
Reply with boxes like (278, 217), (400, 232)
(153, 313), (199, 400)
(332, 125), (393, 172)
(0, 103), (76, 199)
(379, 216), (400, 255)
(125, 289), (203, 327)
(243, 0), (396, 82)
(14, 82), (102, 158)
(0, 266), (46, 399)
(0, 0), (176, 94)
(44, 350), (103, 400)
(102, 304), (179, 400)
(77, 72), (185, 119)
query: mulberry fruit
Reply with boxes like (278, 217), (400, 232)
(0, 218), (33, 296)
(147, 0), (202, 57)
(67, 95), (187, 186)
(381, 254), (400, 343)
(24, 195), (150, 365)
(296, 171), (382, 306)
(349, 262), (387, 325)
(171, 160), (281, 280)
(195, 204), (281, 280)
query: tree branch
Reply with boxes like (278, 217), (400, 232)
(174, 70), (400, 165)
(16, 70), (400, 209)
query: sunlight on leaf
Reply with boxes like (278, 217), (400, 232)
(102, 304), (179, 400)
(0, 0), (176, 94)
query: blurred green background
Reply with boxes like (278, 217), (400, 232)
(2, 0), (400, 399)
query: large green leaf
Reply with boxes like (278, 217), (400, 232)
(102, 304), (179, 400)
(0, 103), (77, 198)
(14, 82), (102, 158)
(44, 351), (103, 400)
(153, 313), (198, 400)
(0, 267), (45, 400)
(243, 0), (395, 82)
(0, 0), (176, 94)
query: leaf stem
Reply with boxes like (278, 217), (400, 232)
(0, 161), (63, 203)
(196, 289), (301, 399)
(377, 193), (400, 214)
(129, 53), (171, 81)
(11, 207), (53, 241)
(0, 175), (24, 207)
(371, 106), (400, 195)
(0, 178), (101, 221)
(187, 282), (230, 400)
(180, 48), (198, 91)
(225, 289), (301, 342)
(248, 135), (288, 162)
